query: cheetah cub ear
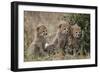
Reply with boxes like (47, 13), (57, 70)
(58, 24), (62, 29)
(58, 21), (66, 29)
(36, 26), (40, 32)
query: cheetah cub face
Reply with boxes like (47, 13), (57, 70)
(59, 21), (70, 35)
(71, 24), (81, 39)
(37, 25), (48, 38)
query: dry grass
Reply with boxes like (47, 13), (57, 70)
(24, 11), (90, 62)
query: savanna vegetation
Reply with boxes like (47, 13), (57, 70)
(24, 11), (90, 61)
